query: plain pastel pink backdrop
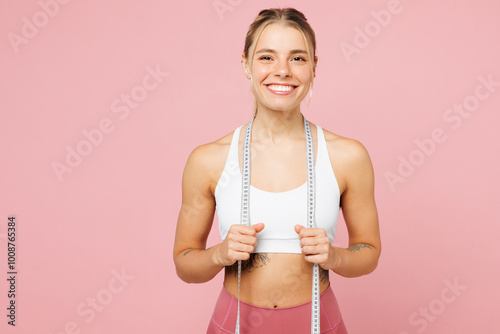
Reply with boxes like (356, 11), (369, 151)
(1, 0), (499, 333)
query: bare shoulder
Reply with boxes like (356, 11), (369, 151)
(322, 127), (371, 161)
(183, 128), (237, 195)
(319, 126), (374, 194)
(186, 130), (233, 166)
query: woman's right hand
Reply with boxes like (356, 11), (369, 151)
(214, 223), (265, 267)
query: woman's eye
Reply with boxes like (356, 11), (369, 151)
(258, 56), (306, 62)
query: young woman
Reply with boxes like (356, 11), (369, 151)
(173, 8), (381, 333)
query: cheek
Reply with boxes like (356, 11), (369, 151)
(293, 65), (313, 80)
(253, 67), (270, 82)
(297, 72), (313, 83)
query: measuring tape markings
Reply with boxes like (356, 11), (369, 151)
(305, 119), (321, 334)
(235, 117), (253, 334)
(235, 115), (320, 334)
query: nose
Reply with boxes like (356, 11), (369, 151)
(274, 60), (291, 78)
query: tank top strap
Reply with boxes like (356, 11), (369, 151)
(214, 125), (243, 198)
(315, 125), (335, 177)
(229, 125), (243, 163)
(316, 125), (326, 162)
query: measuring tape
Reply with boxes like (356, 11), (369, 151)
(235, 115), (320, 334)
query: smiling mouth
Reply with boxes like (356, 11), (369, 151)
(266, 84), (298, 94)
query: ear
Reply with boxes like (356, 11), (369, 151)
(313, 56), (318, 77)
(241, 54), (251, 79)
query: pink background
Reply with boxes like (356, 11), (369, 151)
(1, 0), (499, 333)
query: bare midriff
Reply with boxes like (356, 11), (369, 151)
(223, 253), (330, 308)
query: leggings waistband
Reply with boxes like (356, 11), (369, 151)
(207, 284), (348, 334)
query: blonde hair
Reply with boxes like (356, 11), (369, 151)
(243, 8), (317, 116)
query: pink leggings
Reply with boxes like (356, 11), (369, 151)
(207, 285), (348, 334)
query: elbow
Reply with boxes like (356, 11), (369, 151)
(173, 256), (193, 284)
(174, 265), (189, 283)
(366, 257), (379, 275)
(173, 256), (207, 284)
(173, 254), (190, 283)
(175, 269), (196, 284)
(175, 270), (209, 284)
(355, 244), (382, 277)
(365, 245), (381, 275)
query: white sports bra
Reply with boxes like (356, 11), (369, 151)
(214, 124), (341, 253)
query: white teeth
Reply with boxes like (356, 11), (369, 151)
(267, 85), (294, 92)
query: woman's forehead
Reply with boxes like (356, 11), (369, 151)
(253, 24), (308, 53)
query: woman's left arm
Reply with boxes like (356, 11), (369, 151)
(296, 138), (381, 278)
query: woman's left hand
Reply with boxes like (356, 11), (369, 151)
(294, 224), (341, 271)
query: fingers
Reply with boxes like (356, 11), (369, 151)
(300, 243), (330, 256)
(294, 224), (304, 234)
(300, 241), (330, 265)
(295, 226), (325, 238)
(299, 232), (330, 255)
(220, 223), (265, 264)
(230, 223), (264, 236)
(295, 227), (328, 246)
(295, 226), (331, 264)
(226, 231), (256, 252)
(252, 222), (265, 233)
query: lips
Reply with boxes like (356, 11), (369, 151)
(265, 84), (298, 95)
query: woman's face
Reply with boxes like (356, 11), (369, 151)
(244, 23), (316, 113)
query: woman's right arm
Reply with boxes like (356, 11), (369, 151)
(173, 143), (263, 283)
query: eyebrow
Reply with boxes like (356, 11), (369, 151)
(255, 48), (308, 55)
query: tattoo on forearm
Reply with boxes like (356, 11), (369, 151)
(225, 253), (271, 277)
(183, 249), (196, 256)
(320, 268), (329, 284)
(183, 247), (211, 256)
(347, 243), (373, 252)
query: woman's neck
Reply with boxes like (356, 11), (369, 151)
(251, 106), (305, 144)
